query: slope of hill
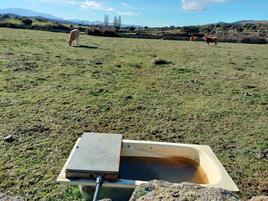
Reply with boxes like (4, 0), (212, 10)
(0, 8), (62, 20)
(0, 8), (95, 25)
(0, 8), (141, 27)
(234, 20), (268, 25)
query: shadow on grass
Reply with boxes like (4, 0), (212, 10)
(74, 45), (98, 49)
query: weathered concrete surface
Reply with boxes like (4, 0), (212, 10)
(129, 180), (240, 201)
(249, 196), (268, 201)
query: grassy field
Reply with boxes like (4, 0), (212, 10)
(0, 28), (267, 200)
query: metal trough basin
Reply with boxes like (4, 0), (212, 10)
(57, 138), (238, 200)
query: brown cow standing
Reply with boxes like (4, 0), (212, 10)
(68, 29), (80, 46)
(204, 36), (218, 45)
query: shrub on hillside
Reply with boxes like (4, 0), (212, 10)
(181, 26), (200, 34)
(0, 22), (8, 27)
(78, 26), (87, 32)
(35, 17), (46, 22)
(102, 29), (118, 37)
(47, 24), (70, 32)
(86, 27), (102, 36)
(6, 22), (19, 28)
(128, 26), (136, 31)
(219, 34), (241, 43)
(240, 37), (267, 44)
(31, 23), (70, 32)
(22, 18), (32, 26)
(52, 24), (69, 31)
(86, 27), (118, 37)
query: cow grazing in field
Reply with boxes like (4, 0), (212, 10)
(204, 36), (218, 45)
(190, 36), (197, 42)
(68, 29), (80, 46)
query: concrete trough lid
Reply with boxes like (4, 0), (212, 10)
(65, 132), (122, 181)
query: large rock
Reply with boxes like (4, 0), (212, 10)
(129, 180), (240, 201)
(256, 149), (268, 161)
(3, 134), (15, 143)
(152, 58), (171, 65)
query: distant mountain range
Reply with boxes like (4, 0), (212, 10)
(0, 8), (103, 25)
(0, 8), (140, 27)
(233, 20), (268, 25)
(0, 8), (63, 21)
(0, 8), (267, 27)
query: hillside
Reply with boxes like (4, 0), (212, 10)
(0, 12), (267, 44)
(0, 8), (107, 25)
(124, 21), (268, 44)
(0, 8), (62, 20)
(234, 20), (268, 25)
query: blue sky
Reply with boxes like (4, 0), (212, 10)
(0, 0), (268, 26)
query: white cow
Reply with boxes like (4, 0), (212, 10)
(68, 29), (80, 46)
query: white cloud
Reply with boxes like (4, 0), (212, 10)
(58, 0), (80, 4)
(39, 0), (140, 16)
(38, 0), (80, 4)
(121, 2), (130, 7)
(80, 1), (114, 11)
(117, 11), (140, 16)
(181, 0), (230, 11)
(208, 0), (229, 2)
(80, 1), (139, 16)
(182, 0), (205, 11)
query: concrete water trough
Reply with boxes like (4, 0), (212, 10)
(57, 133), (238, 200)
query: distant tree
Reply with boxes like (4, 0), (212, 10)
(249, 24), (257, 31)
(199, 25), (212, 33)
(181, 26), (199, 34)
(104, 15), (109, 27)
(1, 14), (11, 19)
(113, 16), (121, 30)
(113, 16), (117, 29)
(22, 18), (32, 26)
(129, 26), (136, 31)
(221, 23), (231, 29)
(236, 25), (243, 32)
(118, 16), (121, 29)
